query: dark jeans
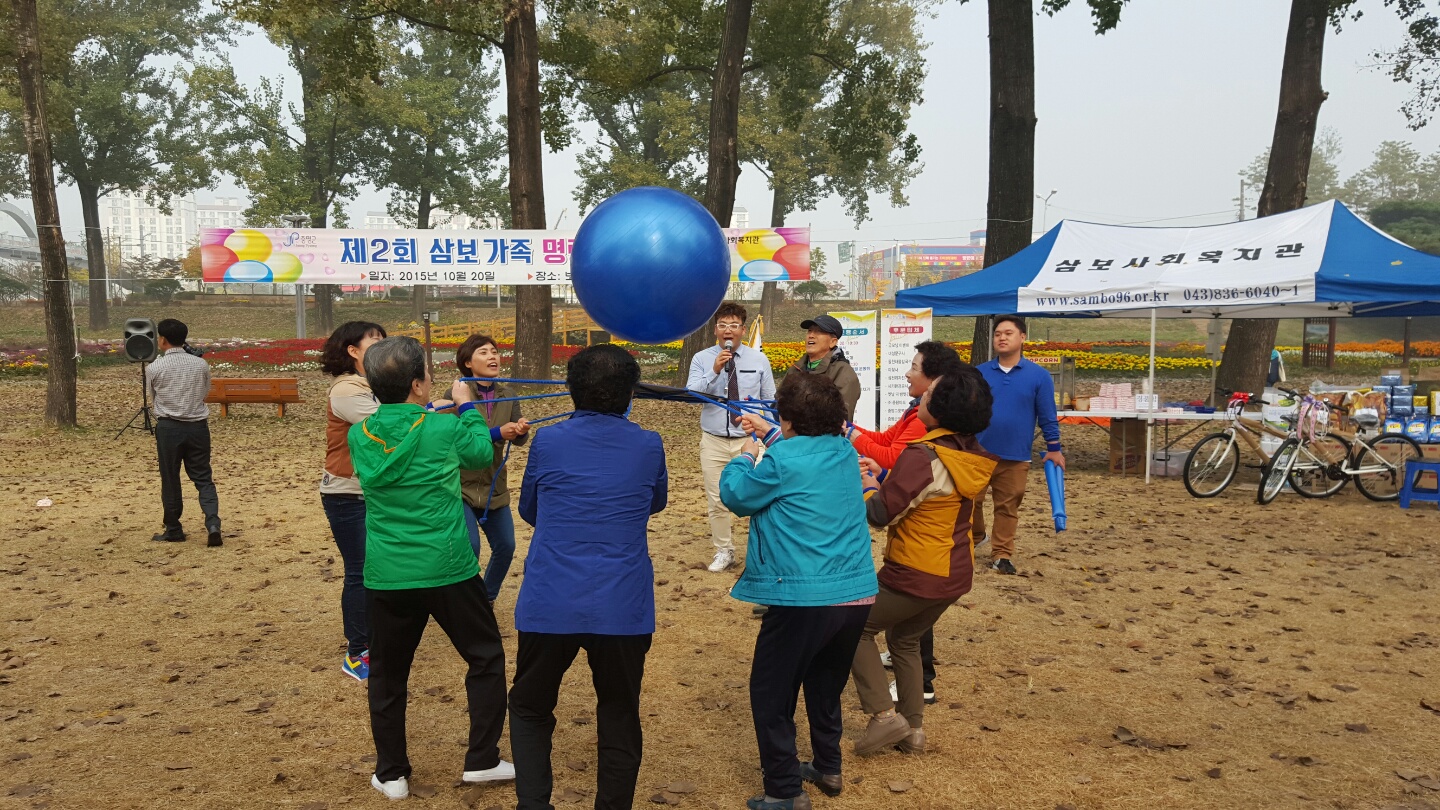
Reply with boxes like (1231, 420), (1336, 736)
(155, 418), (219, 533)
(321, 493), (368, 656)
(750, 604), (869, 799)
(366, 576), (507, 783)
(510, 632), (652, 810)
(467, 503), (517, 601)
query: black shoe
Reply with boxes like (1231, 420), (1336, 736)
(151, 531), (186, 543)
(799, 762), (842, 798)
(990, 558), (1017, 575)
(207, 529), (223, 547)
(747, 792), (812, 810)
(923, 684), (937, 705)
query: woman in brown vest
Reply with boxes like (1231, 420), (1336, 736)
(456, 334), (531, 602)
(320, 320), (387, 682)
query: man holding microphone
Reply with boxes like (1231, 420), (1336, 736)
(687, 303), (776, 574)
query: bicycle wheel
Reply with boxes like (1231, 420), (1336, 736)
(1183, 433), (1240, 498)
(1288, 434), (1351, 499)
(1353, 434), (1423, 501)
(1258, 438), (1298, 504)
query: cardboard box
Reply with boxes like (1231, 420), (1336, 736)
(1383, 367), (1412, 385)
(1109, 417), (1143, 473)
(1074, 396), (1090, 412)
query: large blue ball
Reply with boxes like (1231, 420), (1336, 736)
(571, 187), (731, 344)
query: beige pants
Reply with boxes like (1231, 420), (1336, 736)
(699, 432), (751, 551)
(972, 459), (1029, 560)
(851, 585), (956, 728)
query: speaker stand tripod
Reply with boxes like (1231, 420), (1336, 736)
(115, 361), (154, 440)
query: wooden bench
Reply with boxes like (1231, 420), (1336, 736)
(206, 378), (303, 418)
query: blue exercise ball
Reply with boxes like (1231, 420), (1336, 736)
(571, 187), (731, 344)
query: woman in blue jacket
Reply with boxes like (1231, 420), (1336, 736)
(721, 372), (878, 810)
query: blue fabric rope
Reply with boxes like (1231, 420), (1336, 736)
(475, 408), (574, 525)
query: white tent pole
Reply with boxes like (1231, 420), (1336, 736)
(1145, 307), (1156, 484)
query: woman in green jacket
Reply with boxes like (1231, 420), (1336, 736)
(456, 334), (530, 601)
(347, 336), (514, 799)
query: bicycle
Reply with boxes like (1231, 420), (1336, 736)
(1259, 387), (1423, 504)
(1183, 392), (1295, 498)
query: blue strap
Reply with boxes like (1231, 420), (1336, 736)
(473, 408), (573, 525)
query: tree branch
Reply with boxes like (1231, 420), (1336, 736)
(366, 2), (504, 49)
(645, 64), (712, 83)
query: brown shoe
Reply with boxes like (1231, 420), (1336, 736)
(854, 713), (911, 756)
(799, 761), (842, 797)
(898, 727), (926, 754)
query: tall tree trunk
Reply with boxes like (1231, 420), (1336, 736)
(78, 182), (108, 330)
(759, 183), (786, 328)
(678, 0), (753, 383)
(971, 0), (1036, 365)
(504, 0), (551, 380)
(1215, 0), (1329, 396)
(12, 0), (77, 426)
(309, 203), (333, 335)
(413, 181), (432, 323)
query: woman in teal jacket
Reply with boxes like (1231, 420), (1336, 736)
(721, 372), (877, 810)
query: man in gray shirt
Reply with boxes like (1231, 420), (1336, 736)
(686, 303), (776, 573)
(146, 318), (222, 546)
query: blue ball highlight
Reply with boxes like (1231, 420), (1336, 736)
(571, 187), (731, 344)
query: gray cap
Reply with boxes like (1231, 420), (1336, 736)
(800, 315), (843, 338)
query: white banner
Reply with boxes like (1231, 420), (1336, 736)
(1018, 201), (1333, 314)
(878, 308), (933, 428)
(830, 310), (879, 430)
(200, 226), (811, 285)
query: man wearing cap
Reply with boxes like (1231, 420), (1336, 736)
(792, 315), (861, 421)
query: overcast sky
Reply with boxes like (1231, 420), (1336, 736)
(20, 0), (1440, 272)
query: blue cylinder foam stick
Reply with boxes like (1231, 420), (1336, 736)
(1045, 459), (1067, 533)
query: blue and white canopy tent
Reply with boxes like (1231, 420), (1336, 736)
(896, 200), (1440, 481)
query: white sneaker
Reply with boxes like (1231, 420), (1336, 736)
(880, 651), (893, 669)
(462, 759), (516, 783)
(708, 550), (735, 573)
(371, 774), (409, 800)
(889, 679), (899, 702)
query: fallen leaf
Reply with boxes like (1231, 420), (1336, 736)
(648, 793), (680, 805)
(980, 722), (1001, 732)
(410, 783), (437, 799)
(667, 781), (699, 794)
(887, 780), (912, 793)
(1113, 727), (1137, 743)
(1206, 768), (1222, 779)
(565, 759), (587, 772)
(1332, 684), (1360, 693)
(163, 762), (193, 770)
(1422, 698), (1440, 714)
(1396, 768), (1427, 782)
(1344, 723), (1370, 734)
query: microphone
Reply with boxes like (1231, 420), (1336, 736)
(723, 339), (734, 351)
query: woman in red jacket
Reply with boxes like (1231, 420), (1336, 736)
(848, 340), (962, 705)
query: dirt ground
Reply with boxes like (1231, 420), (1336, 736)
(2, 366), (1439, 810)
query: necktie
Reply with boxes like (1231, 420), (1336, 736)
(725, 350), (740, 430)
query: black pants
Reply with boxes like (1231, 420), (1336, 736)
(155, 418), (219, 534)
(750, 604), (870, 799)
(367, 576), (507, 782)
(509, 632), (652, 810)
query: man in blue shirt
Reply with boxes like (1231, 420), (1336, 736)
(686, 302), (777, 573)
(975, 315), (1064, 575)
(510, 344), (668, 810)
